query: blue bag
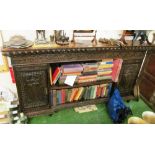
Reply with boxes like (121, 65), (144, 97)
(107, 84), (132, 123)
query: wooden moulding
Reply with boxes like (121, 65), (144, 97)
(2, 44), (155, 57)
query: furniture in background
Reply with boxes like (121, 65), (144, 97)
(139, 51), (155, 111)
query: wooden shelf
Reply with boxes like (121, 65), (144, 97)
(50, 79), (112, 90)
(26, 95), (135, 118)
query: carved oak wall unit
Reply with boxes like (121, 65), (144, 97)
(2, 43), (155, 117)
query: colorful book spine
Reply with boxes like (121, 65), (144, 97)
(112, 59), (123, 82)
(49, 67), (52, 85)
(52, 67), (61, 85)
(50, 83), (111, 106)
(52, 90), (57, 106)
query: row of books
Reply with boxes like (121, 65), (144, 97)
(50, 58), (122, 86)
(50, 83), (111, 106)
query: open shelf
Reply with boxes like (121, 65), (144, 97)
(50, 79), (112, 90)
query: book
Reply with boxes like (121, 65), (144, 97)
(56, 90), (61, 104)
(97, 85), (101, 98)
(93, 86), (97, 99)
(9, 67), (16, 83)
(49, 67), (52, 85)
(62, 64), (83, 74)
(67, 89), (72, 102)
(99, 61), (113, 65)
(112, 59), (123, 82)
(98, 64), (114, 69)
(83, 71), (97, 75)
(52, 67), (61, 85)
(70, 88), (78, 102)
(50, 90), (53, 106)
(63, 72), (81, 76)
(61, 89), (66, 104)
(65, 89), (68, 103)
(52, 90), (57, 106)
(87, 86), (92, 100)
(84, 87), (89, 100)
(74, 87), (84, 101)
(79, 87), (86, 100)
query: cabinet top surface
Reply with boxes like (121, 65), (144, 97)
(2, 40), (155, 56)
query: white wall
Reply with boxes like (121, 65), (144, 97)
(0, 30), (123, 94)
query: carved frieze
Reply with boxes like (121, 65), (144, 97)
(11, 50), (146, 65)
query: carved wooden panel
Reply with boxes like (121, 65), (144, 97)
(14, 65), (50, 112)
(118, 60), (142, 96)
(139, 52), (155, 109)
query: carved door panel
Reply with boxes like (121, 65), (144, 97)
(139, 52), (155, 110)
(118, 61), (142, 96)
(14, 65), (50, 112)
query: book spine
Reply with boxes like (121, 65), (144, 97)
(53, 90), (57, 106)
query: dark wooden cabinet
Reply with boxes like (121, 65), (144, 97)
(2, 43), (155, 117)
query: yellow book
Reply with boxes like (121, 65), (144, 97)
(98, 64), (113, 69)
(98, 71), (112, 75)
(104, 87), (107, 97)
(74, 87), (84, 101)
(49, 67), (52, 85)
(70, 88), (78, 102)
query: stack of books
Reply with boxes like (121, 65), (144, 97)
(59, 64), (83, 84)
(78, 63), (98, 83)
(50, 58), (123, 86)
(50, 83), (111, 106)
(61, 64), (83, 76)
(97, 59), (113, 81)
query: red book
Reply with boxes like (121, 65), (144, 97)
(9, 67), (16, 83)
(97, 86), (101, 98)
(52, 67), (61, 84)
(112, 59), (123, 82)
(61, 89), (66, 104)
